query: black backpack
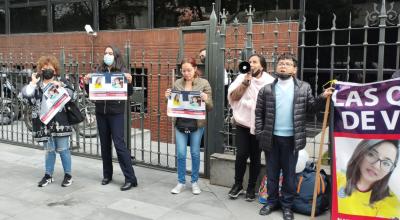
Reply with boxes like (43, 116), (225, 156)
(292, 162), (330, 216)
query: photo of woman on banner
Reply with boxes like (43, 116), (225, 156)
(111, 77), (123, 88)
(94, 77), (103, 88)
(336, 139), (400, 218)
(173, 93), (181, 106)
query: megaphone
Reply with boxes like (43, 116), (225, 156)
(238, 61), (251, 73)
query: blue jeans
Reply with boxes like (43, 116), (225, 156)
(175, 127), (205, 184)
(44, 136), (71, 176)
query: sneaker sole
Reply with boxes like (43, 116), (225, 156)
(228, 189), (243, 199)
(192, 190), (201, 195)
(171, 187), (185, 194)
(245, 197), (256, 202)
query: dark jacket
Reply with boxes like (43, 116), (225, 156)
(85, 66), (133, 114)
(255, 77), (325, 152)
(21, 79), (75, 142)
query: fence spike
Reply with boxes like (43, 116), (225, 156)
(349, 12), (352, 28)
(332, 13), (337, 30)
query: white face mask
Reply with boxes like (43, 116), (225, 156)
(103, 54), (114, 66)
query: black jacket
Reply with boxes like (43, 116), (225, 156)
(255, 77), (325, 152)
(21, 79), (75, 142)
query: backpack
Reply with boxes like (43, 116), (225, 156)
(292, 162), (330, 216)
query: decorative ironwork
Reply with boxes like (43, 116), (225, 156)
(367, 0), (398, 26)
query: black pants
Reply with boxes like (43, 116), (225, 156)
(265, 135), (298, 208)
(96, 112), (137, 183)
(234, 125), (261, 189)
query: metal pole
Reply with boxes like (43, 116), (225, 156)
(377, 0), (387, 81)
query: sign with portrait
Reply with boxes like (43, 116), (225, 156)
(167, 90), (206, 119)
(331, 79), (400, 219)
(89, 72), (127, 100)
(40, 83), (71, 125)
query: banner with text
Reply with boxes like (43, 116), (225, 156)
(331, 79), (400, 220)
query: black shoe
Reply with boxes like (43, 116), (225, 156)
(259, 204), (279, 216)
(38, 174), (53, 187)
(101, 178), (112, 185)
(61, 174), (73, 187)
(228, 183), (243, 199)
(245, 187), (256, 202)
(282, 207), (294, 220)
(120, 181), (137, 191)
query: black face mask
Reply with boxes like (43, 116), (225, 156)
(252, 69), (262, 77)
(42, 69), (54, 80)
(276, 72), (292, 80)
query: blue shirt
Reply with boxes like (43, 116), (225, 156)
(274, 79), (294, 136)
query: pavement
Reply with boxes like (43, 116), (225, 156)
(0, 142), (330, 220)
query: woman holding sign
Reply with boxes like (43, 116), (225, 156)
(337, 139), (400, 218)
(165, 57), (213, 195)
(84, 45), (137, 191)
(21, 55), (75, 188)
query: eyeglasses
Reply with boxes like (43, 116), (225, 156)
(277, 62), (294, 67)
(365, 149), (395, 173)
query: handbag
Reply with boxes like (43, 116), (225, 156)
(65, 101), (85, 125)
(175, 117), (198, 133)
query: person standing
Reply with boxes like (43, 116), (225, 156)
(165, 57), (213, 195)
(84, 45), (137, 191)
(255, 53), (333, 220)
(21, 55), (75, 187)
(227, 54), (275, 201)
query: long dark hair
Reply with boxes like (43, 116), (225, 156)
(345, 139), (399, 205)
(99, 45), (126, 72)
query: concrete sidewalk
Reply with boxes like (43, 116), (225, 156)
(0, 143), (329, 220)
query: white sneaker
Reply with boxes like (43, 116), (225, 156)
(171, 183), (185, 194)
(192, 182), (201, 195)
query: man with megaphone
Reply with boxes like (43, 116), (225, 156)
(227, 54), (275, 201)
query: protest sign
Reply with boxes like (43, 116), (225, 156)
(89, 72), (127, 100)
(40, 83), (71, 124)
(167, 90), (206, 120)
(331, 79), (400, 219)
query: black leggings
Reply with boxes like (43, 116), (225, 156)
(234, 125), (261, 189)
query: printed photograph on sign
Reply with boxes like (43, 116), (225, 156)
(188, 95), (203, 108)
(93, 76), (104, 89)
(111, 76), (124, 89)
(334, 137), (400, 219)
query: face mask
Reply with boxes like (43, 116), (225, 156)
(276, 72), (292, 80)
(42, 69), (54, 80)
(104, 54), (114, 66)
(252, 69), (262, 77)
